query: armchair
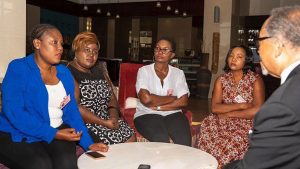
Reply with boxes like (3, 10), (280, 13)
(118, 63), (144, 133)
(118, 63), (194, 141)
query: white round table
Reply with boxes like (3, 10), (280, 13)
(78, 142), (218, 169)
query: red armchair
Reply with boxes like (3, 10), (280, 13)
(118, 63), (193, 141)
(118, 63), (144, 134)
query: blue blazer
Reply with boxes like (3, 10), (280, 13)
(0, 54), (93, 150)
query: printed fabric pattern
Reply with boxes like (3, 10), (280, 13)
(68, 65), (135, 145)
(196, 70), (258, 169)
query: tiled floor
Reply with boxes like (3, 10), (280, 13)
(187, 97), (211, 123)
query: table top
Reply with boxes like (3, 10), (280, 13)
(78, 142), (218, 169)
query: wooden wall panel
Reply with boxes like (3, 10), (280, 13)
(211, 32), (220, 74)
(115, 17), (132, 60)
(139, 17), (158, 61)
(92, 17), (108, 58)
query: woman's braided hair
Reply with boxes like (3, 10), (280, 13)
(30, 24), (58, 50)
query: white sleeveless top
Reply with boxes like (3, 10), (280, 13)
(45, 81), (66, 128)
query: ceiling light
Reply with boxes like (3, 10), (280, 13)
(174, 9), (179, 14)
(182, 11), (187, 17)
(156, 1), (161, 8)
(96, 8), (101, 13)
(83, 5), (88, 11)
(116, 14), (120, 19)
(107, 11), (111, 16)
(166, 5), (171, 11)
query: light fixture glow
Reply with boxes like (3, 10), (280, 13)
(107, 11), (111, 16)
(182, 11), (187, 17)
(156, 1), (161, 8)
(166, 5), (171, 11)
(174, 9), (179, 14)
(96, 8), (101, 13)
(86, 17), (92, 32)
(116, 14), (120, 19)
(83, 5), (88, 11)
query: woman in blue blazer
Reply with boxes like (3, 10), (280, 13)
(0, 24), (108, 169)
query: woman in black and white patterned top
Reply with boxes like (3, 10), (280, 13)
(68, 32), (135, 145)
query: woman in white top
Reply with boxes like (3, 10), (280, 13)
(134, 37), (191, 146)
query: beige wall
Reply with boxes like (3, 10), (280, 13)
(158, 17), (193, 57)
(203, 0), (233, 98)
(280, 0), (300, 6)
(249, 0), (280, 16)
(0, 0), (26, 80)
(249, 0), (300, 16)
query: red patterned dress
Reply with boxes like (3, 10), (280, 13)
(196, 70), (259, 169)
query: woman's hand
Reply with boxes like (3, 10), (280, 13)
(55, 128), (82, 141)
(89, 143), (109, 152)
(104, 119), (120, 129)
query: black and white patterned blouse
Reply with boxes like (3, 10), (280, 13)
(68, 64), (134, 145)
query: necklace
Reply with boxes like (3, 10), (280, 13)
(154, 65), (168, 76)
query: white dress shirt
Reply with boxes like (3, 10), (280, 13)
(280, 60), (300, 84)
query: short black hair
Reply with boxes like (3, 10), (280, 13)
(223, 45), (254, 74)
(157, 36), (176, 52)
(30, 24), (59, 50)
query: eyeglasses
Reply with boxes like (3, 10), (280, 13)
(154, 47), (172, 54)
(82, 48), (99, 56)
(255, 36), (272, 50)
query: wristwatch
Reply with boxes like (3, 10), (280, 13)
(156, 106), (161, 111)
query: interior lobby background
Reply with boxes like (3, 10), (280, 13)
(1, 0), (300, 98)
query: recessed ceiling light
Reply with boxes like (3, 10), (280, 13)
(174, 9), (179, 14)
(166, 5), (171, 11)
(83, 5), (88, 11)
(156, 1), (161, 8)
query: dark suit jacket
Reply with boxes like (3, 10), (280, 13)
(224, 64), (300, 169)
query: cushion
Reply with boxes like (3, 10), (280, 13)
(125, 97), (138, 109)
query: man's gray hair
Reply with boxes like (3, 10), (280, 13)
(267, 5), (300, 48)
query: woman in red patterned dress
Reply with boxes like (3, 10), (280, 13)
(196, 45), (265, 168)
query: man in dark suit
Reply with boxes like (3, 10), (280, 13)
(224, 5), (300, 169)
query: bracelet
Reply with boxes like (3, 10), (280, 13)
(156, 106), (161, 111)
